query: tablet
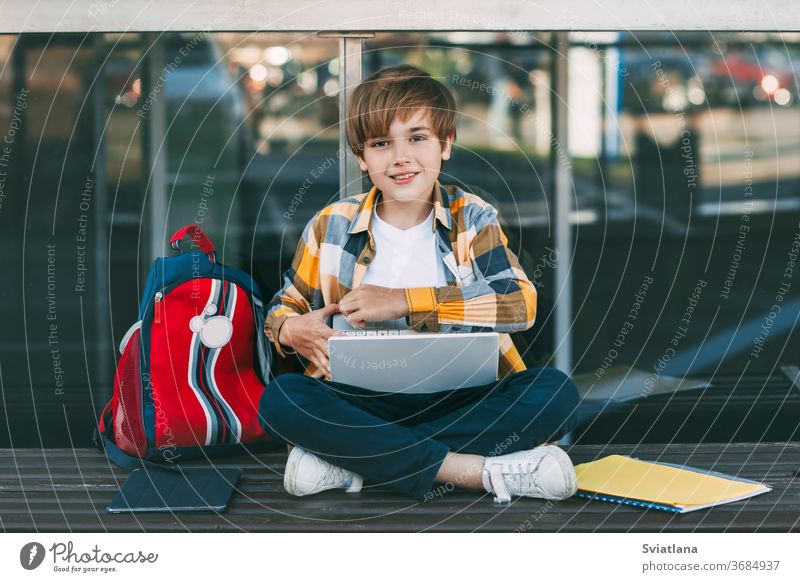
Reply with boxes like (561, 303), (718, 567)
(107, 466), (241, 513)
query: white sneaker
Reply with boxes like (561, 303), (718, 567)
(482, 445), (577, 504)
(283, 446), (363, 497)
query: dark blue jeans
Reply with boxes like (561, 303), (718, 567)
(258, 367), (580, 501)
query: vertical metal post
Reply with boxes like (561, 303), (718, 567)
(11, 36), (27, 172)
(141, 33), (168, 261)
(318, 32), (374, 198)
(552, 32), (573, 373)
(91, 33), (111, 394)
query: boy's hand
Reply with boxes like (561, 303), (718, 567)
(278, 303), (344, 378)
(339, 284), (409, 327)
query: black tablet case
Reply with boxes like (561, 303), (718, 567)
(107, 466), (242, 513)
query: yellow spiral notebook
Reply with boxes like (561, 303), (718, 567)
(574, 455), (772, 513)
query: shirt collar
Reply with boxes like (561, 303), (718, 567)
(347, 180), (453, 235)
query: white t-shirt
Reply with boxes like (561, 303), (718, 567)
(360, 208), (447, 288)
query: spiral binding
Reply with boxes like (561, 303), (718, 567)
(576, 490), (683, 513)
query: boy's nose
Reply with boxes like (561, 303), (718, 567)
(392, 141), (412, 164)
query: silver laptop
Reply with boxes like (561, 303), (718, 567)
(328, 314), (499, 393)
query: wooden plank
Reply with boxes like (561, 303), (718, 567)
(2, 478), (794, 508)
(3, 513), (798, 533)
(2, 442), (798, 462)
(1, 503), (797, 533)
(1, 466), (792, 486)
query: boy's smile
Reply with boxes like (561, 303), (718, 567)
(357, 109), (453, 226)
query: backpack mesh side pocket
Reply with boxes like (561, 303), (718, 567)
(113, 328), (148, 457)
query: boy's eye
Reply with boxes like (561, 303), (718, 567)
(369, 135), (426, 148)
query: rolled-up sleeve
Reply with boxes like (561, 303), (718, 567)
(405, 204), (537, 334)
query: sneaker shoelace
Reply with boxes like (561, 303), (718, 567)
(316, 460), (363, 493)
(487, 457), (546, 504)
(318, 462), (349, 487)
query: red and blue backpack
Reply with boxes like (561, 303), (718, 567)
(95, 225), (278, 468)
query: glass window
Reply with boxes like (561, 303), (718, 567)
(569, 32), (800, 380)
(215, 33), (340, 299)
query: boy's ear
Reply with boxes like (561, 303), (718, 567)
(352, 143), (369, 171)
(441, 131), (455, 161)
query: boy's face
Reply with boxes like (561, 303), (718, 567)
(356, 109), (453, 204)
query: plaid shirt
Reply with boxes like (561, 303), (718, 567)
(264, 180), (537, 380)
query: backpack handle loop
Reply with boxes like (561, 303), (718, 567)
(169, 225), (216, 263)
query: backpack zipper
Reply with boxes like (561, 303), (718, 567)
(154, 291), (163, 324)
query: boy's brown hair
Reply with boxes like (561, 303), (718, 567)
(345, 64), (457, 158)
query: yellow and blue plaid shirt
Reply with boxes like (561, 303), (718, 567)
(264, 181), (537, 380)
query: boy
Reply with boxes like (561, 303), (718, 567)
(260, 65), (580, 504)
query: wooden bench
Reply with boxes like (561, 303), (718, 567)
(1, 442), (798, 532)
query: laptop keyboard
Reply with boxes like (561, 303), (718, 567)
(341, 330), (416, 336)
